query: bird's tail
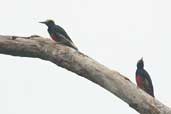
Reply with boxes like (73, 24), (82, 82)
(58, 34), (78, 51)
(58, 41), (78, 51)
(67, 41), (78, 51)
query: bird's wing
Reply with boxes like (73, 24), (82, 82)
(53, 25), (73, 42)
(143, 70), (154, 96)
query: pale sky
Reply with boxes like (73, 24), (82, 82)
(0, 0), (171, 114)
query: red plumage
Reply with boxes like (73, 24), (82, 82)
(136, 75), (143, 88)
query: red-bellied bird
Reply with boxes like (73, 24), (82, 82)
(40, 20), (78, 50)
(136, 58), (154, 97)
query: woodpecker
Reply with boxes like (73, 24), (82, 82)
(135, 58), (154, 97)
(40, 20), (78, 50)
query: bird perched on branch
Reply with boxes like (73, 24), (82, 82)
(135, 58), (154, 97)
(40, 19), (78, 50)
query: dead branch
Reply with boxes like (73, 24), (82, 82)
(0, 35), (170, 114)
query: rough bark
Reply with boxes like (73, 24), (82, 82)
(0, 35), (170, 114)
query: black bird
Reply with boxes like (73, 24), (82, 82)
(40, 19), (78, 50)
(136, 58), (154, 97)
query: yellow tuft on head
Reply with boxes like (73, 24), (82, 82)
(45, 19), (55, 23)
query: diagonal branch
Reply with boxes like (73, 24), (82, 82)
(0, 35), (170, 114)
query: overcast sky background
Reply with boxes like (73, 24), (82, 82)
(0, 0), (171, 114)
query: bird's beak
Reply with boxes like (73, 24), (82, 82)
(39, 21), (46, 24)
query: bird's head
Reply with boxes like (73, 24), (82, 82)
(39, 19), (55, 27)
(137, 57), (144, 69)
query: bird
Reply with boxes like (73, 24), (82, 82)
(40, 19), (78, 50)
(135, 58), (154, 97)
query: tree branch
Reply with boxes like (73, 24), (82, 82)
(0, 35), (170, 114)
